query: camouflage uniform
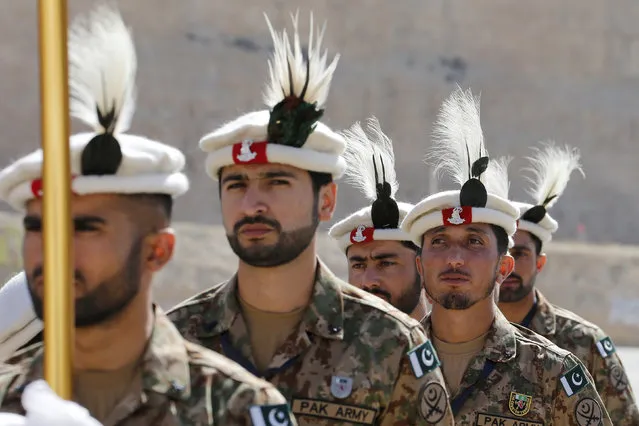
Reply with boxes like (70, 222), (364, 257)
(422, 310), (613, 426)
(168, 261), (455, 426)
(525, 289), (639, 424)
(0, 308), (296, 426)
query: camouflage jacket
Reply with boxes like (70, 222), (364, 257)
(168, 260), (454, 426)
(0, 308), (296, 426)
(527, 289), (639, 425)
(422, 310), (613, 426)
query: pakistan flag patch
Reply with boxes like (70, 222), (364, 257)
(595, 336), (616, 358)
(408, 340), (440, 378)
(250, 404), (293, 426)
(560, 364), (589, 397)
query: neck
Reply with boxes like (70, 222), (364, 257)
(73, 291), (153, 371)
(430, 296), (496, 343)
(498, 290), (536, 324)
(237, 239), (317, 313)
(410, 291), (430, 322)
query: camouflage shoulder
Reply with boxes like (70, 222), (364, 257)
(166, 279), (229, 320)
(185, 341), (297, 425)
(511, 322), (577, 362)
(550, 304), (608, 341)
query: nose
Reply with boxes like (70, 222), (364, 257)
(446, 247), (465, 269)
(240, 184), (268, 217)
(361, 267), (382, 290)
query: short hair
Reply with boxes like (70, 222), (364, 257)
(529, 233), (543, 255)
(126, 193), (173, 221)
(490, 224), (509, 256)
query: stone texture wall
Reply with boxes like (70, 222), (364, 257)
(0, 0), (638, 243)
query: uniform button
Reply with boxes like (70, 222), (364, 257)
(328, 325), (341, 334)
(169, 381), (185, 395)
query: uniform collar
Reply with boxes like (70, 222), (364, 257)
(195, 259), (346, 341)
(422, 309), (517, 363)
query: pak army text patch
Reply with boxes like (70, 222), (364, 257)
(476, 413), (543, 426)
(291, 398), (377, 425)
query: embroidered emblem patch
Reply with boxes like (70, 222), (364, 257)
(408, 340), (440, 378)
(442, 206), (472, 226)
(330, 376), (353, 399)
(249, 403), (293, 426)
(574, 397), (603, 426)
(232, 139), (268, 164)
(609, 364), (628, 392)
(560, 364), (589, 397)
(350, 225), (374, 244)
(508, 391), (532, 417)
(595, 336), (616, 358)
(419, 382), (447, 424)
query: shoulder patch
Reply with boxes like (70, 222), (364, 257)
(574, 397), (604, 426)
(595, 336), (616, 358)
(560, 364), (589, 397)
(407, 340), (440, 378)
(250, 403), (294, 426)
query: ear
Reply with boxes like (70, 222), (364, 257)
(496, 253), (515, 284)
(144, 228), (176, 272)
(415, 254), (424, 277)
(317, 182), (338, 222)
(536, 253), (547, 273)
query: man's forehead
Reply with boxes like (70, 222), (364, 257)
(220, 163), (306, 180)
(513, 229), (536, 246)
(426, 223), (493, 237)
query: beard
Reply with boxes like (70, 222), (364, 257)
(424, 265), (499, 310)
(27, 237), (143, 328)
(393, 272), (423, 315)
(227, 202), (319, 268)
(498, 272), (536, 303)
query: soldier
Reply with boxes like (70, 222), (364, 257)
(167, 13), (454, 426)
(0, 6), (295, 425)
(400, 87), (613, 425)
(328, 117), (429, 321)
(498, 142), (639, 424)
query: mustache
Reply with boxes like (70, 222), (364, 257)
(233, 215), (281, 234)
(505, 273), (522, 283)
(31, 266), (86, 283)
(438, 268), (472, 279)
(366, 288), (392, 301)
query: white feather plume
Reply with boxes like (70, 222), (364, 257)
(341, 117), (399, 201)
(523, 141), (585, 209)
(428, 86), (487, 187)
(68, 3), (137, 134)
(482, 155), (512, 200)
(263, 11), (339, 108)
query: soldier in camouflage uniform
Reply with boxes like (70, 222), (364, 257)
(328, 117), (429, 322)
(0, 6), (295, 425)
(168, 13), (454, 426)
(401, 87), (613, 425)
(498, 142), (639, 424)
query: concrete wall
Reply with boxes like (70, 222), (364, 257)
(1, 212), (638, 345)
(0, 0), (638, 244)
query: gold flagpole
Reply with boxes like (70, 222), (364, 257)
(38, 0), (73, 398)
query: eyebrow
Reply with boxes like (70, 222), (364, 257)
(348, 253), (399, 262)
(23, 215), (106, 229)
(221, 170), (297, 185)
(511, 245), (531, 252)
